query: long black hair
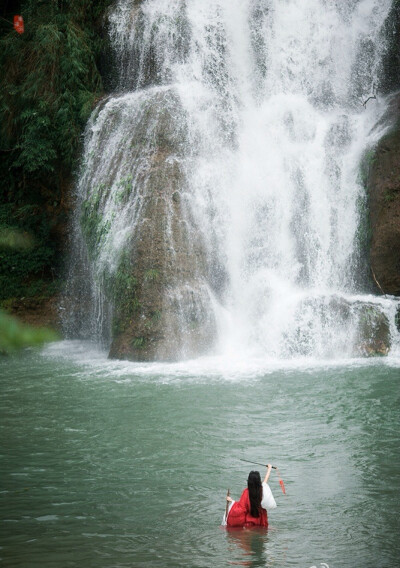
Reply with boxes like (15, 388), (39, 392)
(247, 471), (262, 517)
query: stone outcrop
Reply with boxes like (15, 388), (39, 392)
(108, 166), (217, 361)
(285, 295), (391, 357)
(368, 95), (400, 296)
(107, 90), (218, 361)
(327, 296), (391, 357)
(355, 302), (391, 357)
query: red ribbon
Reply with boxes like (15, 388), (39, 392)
(276, 468), (286, 495)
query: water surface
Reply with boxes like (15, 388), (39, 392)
(1, 342), (399, 567)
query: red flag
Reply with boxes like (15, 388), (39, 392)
(13, 15), (24, 34)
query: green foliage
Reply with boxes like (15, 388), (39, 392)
(150, 310), (162, 323)
(0, 227), (34, 250)
(359, 147), (376, 188)
(79, 181), (116, 258)
(0, 203), (58, 300)
(0, 0), (113, 301)
(115, 174), (134, 203)
(107, 251), (141, 335)
(131, 336), (146, 349)
(0, 0), (113, 179)
(110, 251), (138, 302)
(80, 202), (104, 259)
(144, 268), (159, 282)
(0, 309), (58, 354)
(143, 309), (162, 331)
(384, 189), (398, 203)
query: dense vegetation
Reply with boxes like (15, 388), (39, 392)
(0, 0), (113, 302)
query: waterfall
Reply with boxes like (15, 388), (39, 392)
(65, 0), (400, 361)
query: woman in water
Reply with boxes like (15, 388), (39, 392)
(223, 464), (276, 528)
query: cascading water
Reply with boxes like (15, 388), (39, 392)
(66, 0), (400, 361)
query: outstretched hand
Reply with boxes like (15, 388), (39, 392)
(226, 496), (233, 502)
(264, 463), (273, 484)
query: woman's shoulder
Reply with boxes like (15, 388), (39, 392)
(239, 487), (249, 502)
(261, 481), (277, 510)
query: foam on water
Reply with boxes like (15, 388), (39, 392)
(42, 337), (400, 383)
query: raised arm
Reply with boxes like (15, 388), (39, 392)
(263, 463), (273, 484)
(261, 464), (277, 510)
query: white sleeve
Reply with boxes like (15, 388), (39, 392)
(261, 482), (277, 510)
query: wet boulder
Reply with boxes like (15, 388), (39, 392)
(282, 295), (391, 358)
(354, 303), (391, 357)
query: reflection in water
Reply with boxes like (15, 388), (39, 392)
(225, 527), (275, 567)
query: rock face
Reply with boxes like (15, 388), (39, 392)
(330, 297), (391, 357)
(69, 84), (221, 362)
(105, 91), (217, 361)
(355, 303), (391, 357)
(368, 96), (400, 296)
(107, 163), (217, 361)
(379, 2), (400, 95)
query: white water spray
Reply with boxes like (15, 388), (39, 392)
(67, 0), (400, 361)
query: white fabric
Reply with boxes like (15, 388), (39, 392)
(261, 482), (277, 510)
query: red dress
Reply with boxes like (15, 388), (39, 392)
(226, 488), (268, 528)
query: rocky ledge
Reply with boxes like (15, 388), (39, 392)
(368, 95), (400, 296)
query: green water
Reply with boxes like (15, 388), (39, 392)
(1, 342), (399, 568)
